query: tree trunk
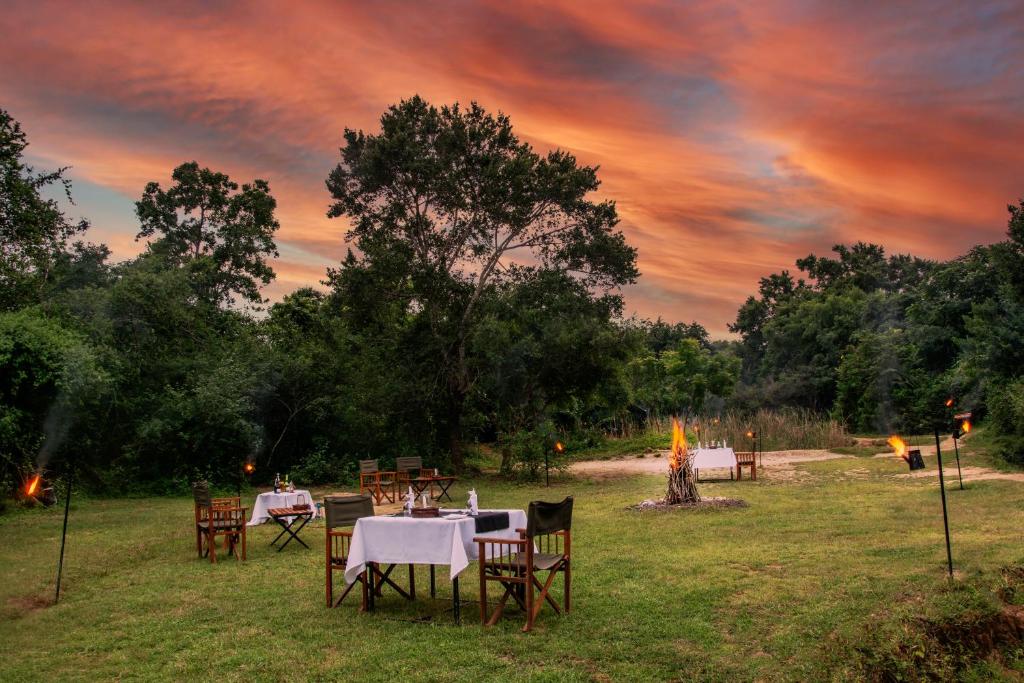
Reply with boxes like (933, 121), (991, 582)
(447, 390), (466, 472)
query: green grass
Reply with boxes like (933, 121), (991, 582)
(2, 441), (1024, 681)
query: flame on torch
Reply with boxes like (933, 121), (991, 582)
(25, 473), (41, 497)
(961, 420), (971, 434)
(243, 462), (255, 474)
(945, 398), (954, 408)
(887, 435), (908, 462)
(669, 418), (687, 471)
(554, 441), (565, 454)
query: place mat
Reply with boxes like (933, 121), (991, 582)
(474, 511), (510, 534)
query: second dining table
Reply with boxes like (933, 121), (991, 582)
(344, 508), (527, 623)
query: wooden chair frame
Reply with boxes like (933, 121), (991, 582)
(475, 511), (572, 632)
(395, 456), (427, 491)
(194, 494), (247, 564)
(358, 459), (397, 505)
(326, 525), (368, 609)
(325, 495), (415, 611)
(735, 451), (756, 480)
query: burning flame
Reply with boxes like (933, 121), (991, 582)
(554, 441), (565, 454)
(244, 462), (255, 474)
(669, 418), (687, 471)
(888, 435), (908, 462)
(945, 398), (954, 407)
(961, 420), (972, 434)
(746, 430), (754, 439)
(25, 474), (41, 497)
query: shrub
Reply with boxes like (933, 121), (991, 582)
(987, 379), (1024, 466)
(498, 421), (567, 481)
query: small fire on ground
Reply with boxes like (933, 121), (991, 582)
(25, 473), (41, 496)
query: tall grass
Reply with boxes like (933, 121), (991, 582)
(572, 408), (853, 459)
(712, 408), (853, 452)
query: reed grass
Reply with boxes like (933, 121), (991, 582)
(576, 408), (853, 459)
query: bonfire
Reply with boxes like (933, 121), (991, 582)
(666, 417), (700, 505)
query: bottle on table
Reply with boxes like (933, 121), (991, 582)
(274, 472), (281, 493)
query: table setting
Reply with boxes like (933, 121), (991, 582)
(247, 488), (318, 526)
(343, 488), (526, 623)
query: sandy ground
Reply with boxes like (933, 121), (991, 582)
(570, 448), (844, 481)
(572, 441), (1024, 484)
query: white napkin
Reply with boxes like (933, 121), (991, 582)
(468, 489), (479, 516)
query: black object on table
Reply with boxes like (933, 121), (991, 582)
(473, 511), (510, 533)
(268, 507), (314, 551)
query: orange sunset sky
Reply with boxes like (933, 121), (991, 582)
(3, 1), (1023, 335)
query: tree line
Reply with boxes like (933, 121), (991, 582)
(2, 97), (1022, 494)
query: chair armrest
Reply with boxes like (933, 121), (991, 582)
(474, 536), (527, 546)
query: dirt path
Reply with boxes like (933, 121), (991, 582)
(898, 465), (1024, 483)
(570, 448), (844, 480)
(572, 443), (1024, 484)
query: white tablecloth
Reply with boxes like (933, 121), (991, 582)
(247, 490), (318, 526)
(344, 508), (528, 585)
(691, 447), (737, 470)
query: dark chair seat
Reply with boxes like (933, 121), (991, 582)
(509, 552), (564, 571)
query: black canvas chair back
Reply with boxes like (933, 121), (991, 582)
(325, 494), (374, 529)
(526, 496), (574, 538)
(192, 481), (212, 507)
(395, 456), (422, 473)
(359, 459), (379, 474)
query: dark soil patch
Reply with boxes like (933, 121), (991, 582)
(628, 497), (747, 511)
(5, 594), (53, 618)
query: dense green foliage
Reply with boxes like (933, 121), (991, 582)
(0, 103), (739, 491)
(730, 217), (1024, 461)
(2, 95), (1023, 492)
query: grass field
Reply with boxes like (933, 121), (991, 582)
(3, 439), (1024, 681)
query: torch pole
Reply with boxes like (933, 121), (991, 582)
(545, 449), (550, 487)
(934, 429), (954, 578)
(952, 436), (964, 490)
(55, 467), (73, 603)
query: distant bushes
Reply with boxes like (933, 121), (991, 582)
(987, 378), (1024, 467)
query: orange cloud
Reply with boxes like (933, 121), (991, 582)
(1, 0), (1020, 335)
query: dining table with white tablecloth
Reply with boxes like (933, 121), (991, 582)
(689, 447), (737, 472)
(343, 508), (528, 586)
(247, 490), (318, 526)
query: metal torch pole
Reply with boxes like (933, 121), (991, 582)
(934, 429), (954, 578)
(55, 467), (73, 603)
(952, 436), (964, 490)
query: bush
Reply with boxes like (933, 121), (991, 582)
(988, 379), (1024, 466)
(289, 445), (358, 486)
(498, 422), (567, 481)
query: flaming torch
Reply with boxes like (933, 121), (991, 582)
(888, 435), (909, 464)
(25, 473), (41, 498)
(55, 467), (74, 603)
(950, 412), (971, 491)
(239, 461), (256, 496)
(548, 441), (565, 487)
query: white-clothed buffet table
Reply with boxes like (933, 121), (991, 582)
(344, 508), (528, 586)
(690, 447), (737, 471)
(247, 490), (318, 526)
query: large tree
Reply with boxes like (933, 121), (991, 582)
(135, 161), (280, 306)
(0, 110), (89, 310)
(326, 96), (638, 468)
